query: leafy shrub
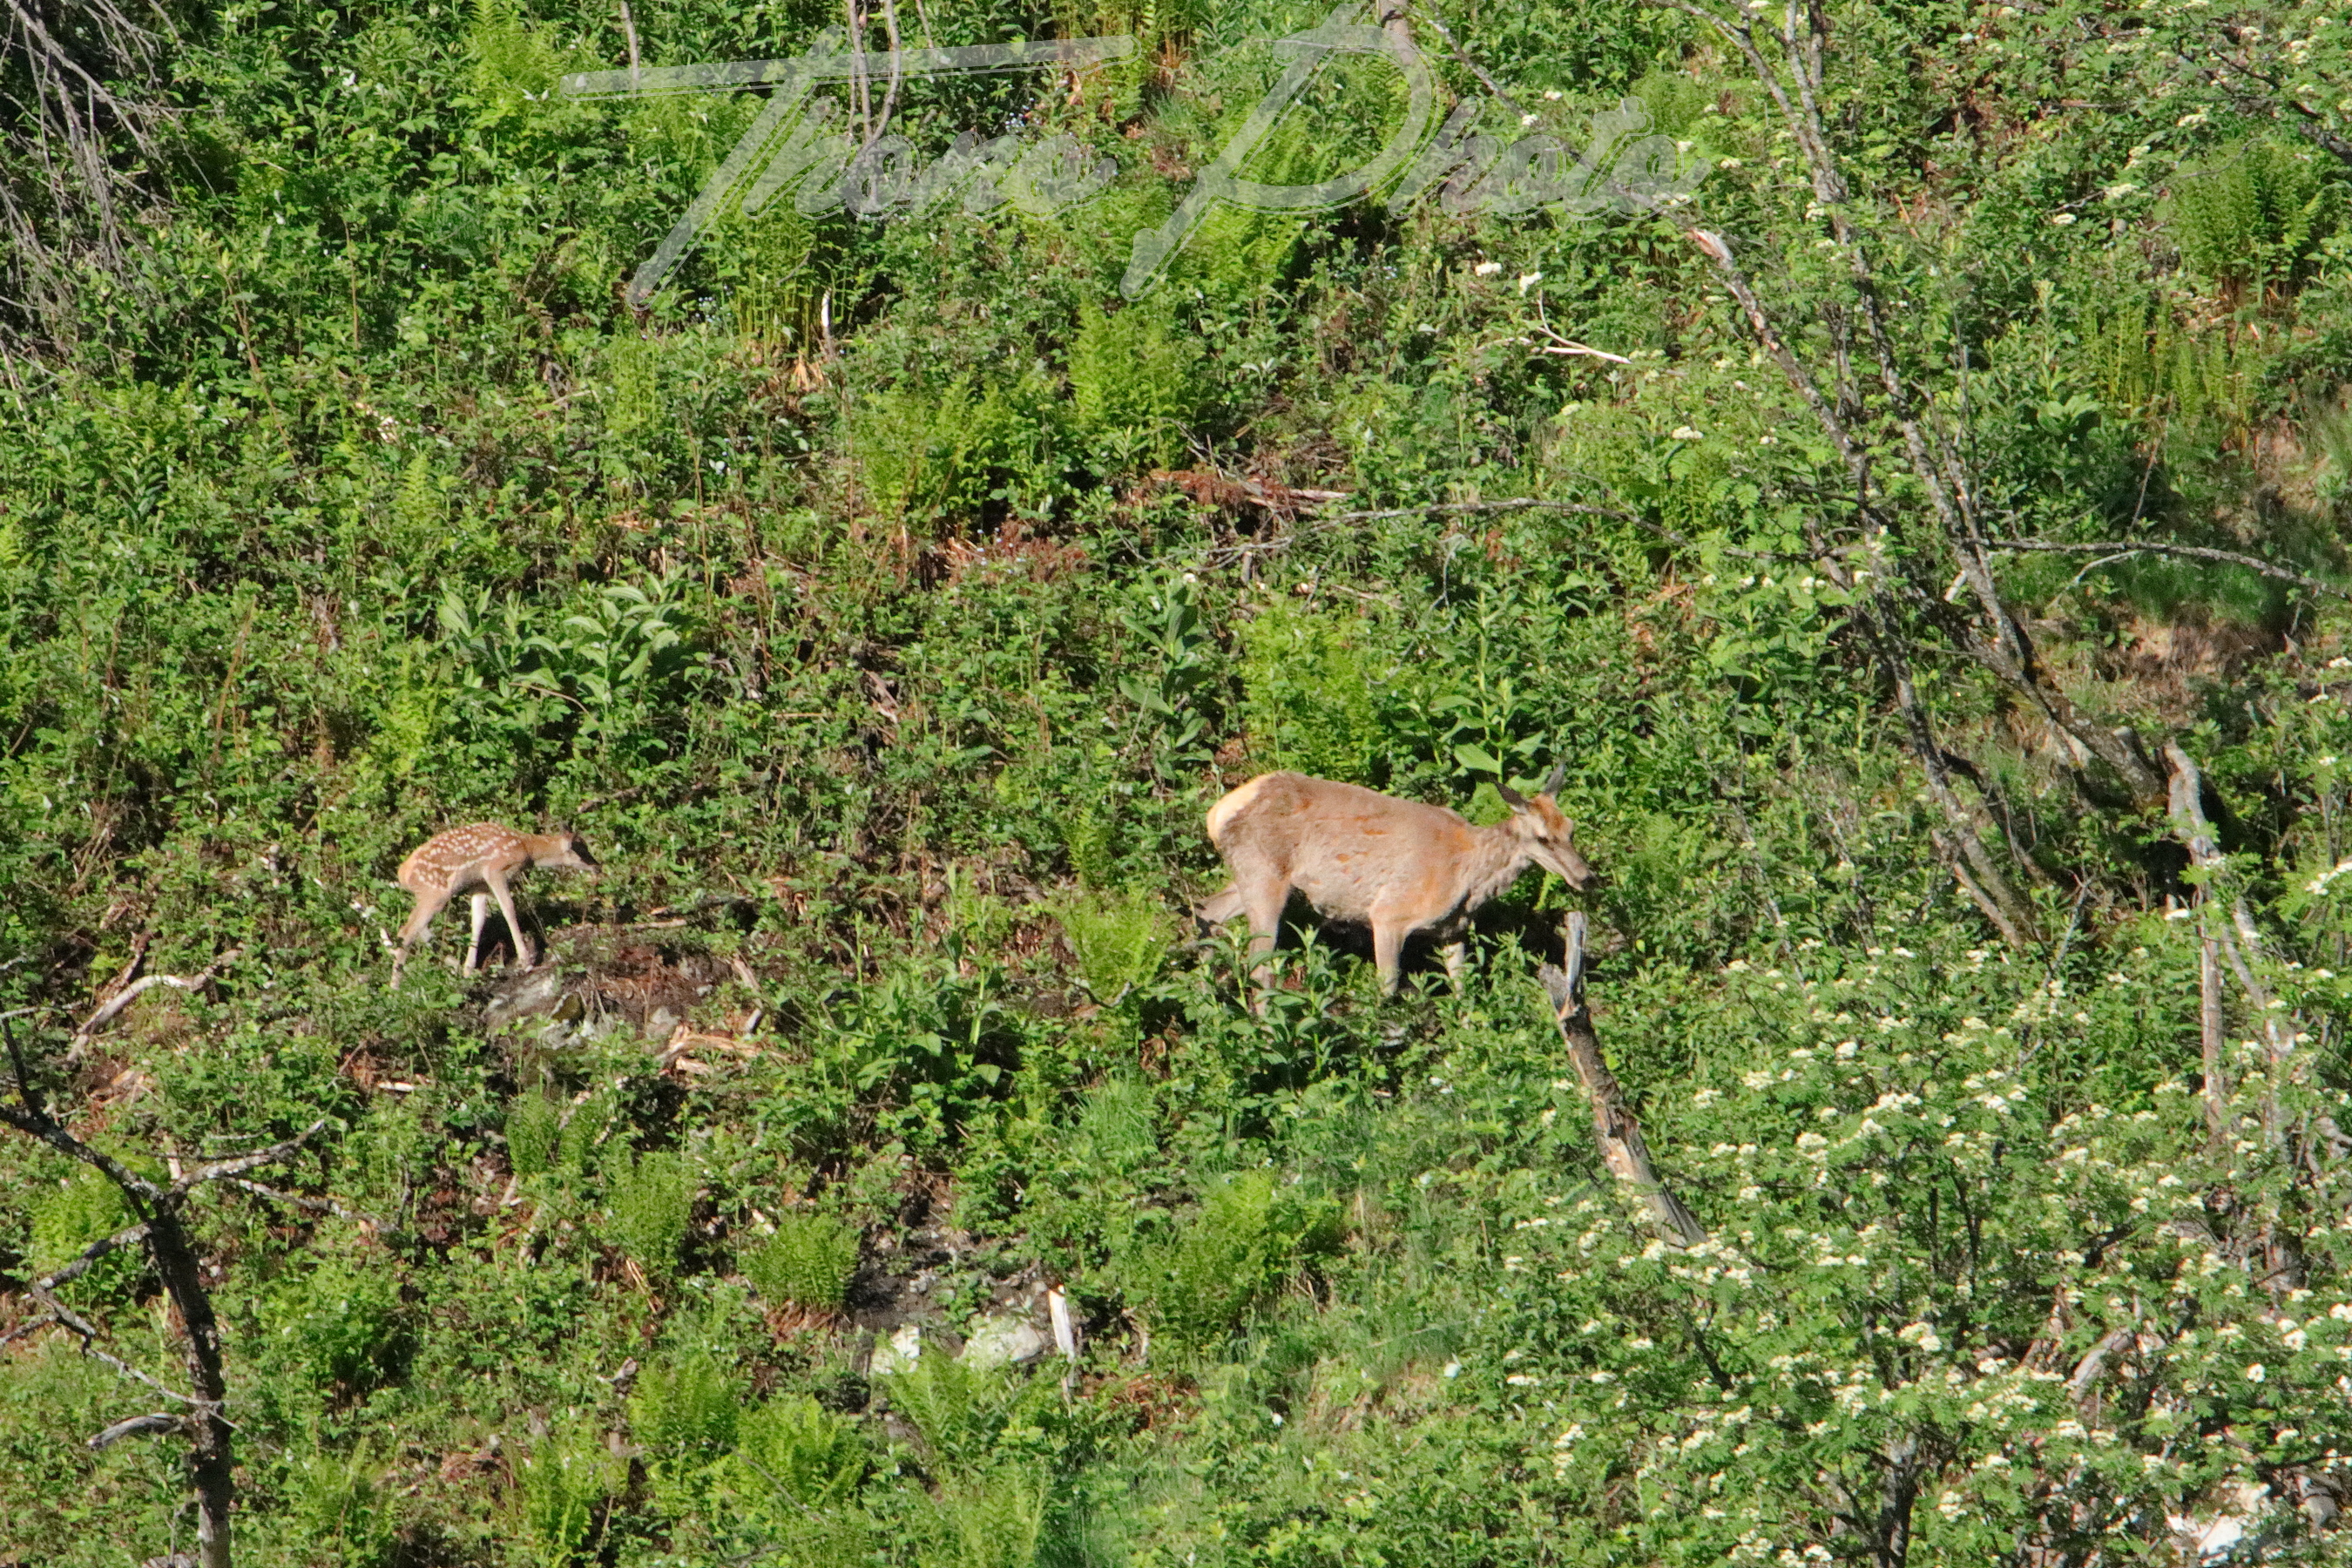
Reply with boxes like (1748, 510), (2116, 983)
(1125, 1172), (1344, 1350)
(853, 371), (1068, 524)
(258, 1253), (409, 1395)
(724, 1393), (867, 1508)
(1056, 889), (1173, 1002)
(632, 1348), (739, 1516)
(557, 1094), (611, 1176)
(1061, 803), (1119, 889)
(285, 1439), (397, 1568)
(1236, 598), (1384, 784)
(882, 1354), (1038, 1476)
(1076, 1077), (1159, 1172)
(630, 1347), (739, 1463)
(704, 1395), (871, 1565)
(741, 1212), (859, 1311)
(605, 1148), (695, 1278)
(924, 1467), (1050, 1568)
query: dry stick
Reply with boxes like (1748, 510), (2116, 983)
(72, 944), (245, 1051)
(90, 1411), (184, 1451)
(1641, 215), (2024, 909)
(1409, 4), (1529, 118)
(617, 0), (641, 89)
(1201, 497), (1774, 567)
(1538, 913), (1707, 1247)
(2, 1021), (325, 1568)
(868, 0), (903, 148)
(1987, 538), (2349, 602)
(846, 0), (870, 141)
(2164, 745), (2315, 1164)
(2200, 918), (2230, 1157)
(0, 1313), (57, 1348)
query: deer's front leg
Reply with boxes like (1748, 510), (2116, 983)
(1442, 937), (1470, 990)
(465, 893), (490, 973)
(392, 889), (448, 990)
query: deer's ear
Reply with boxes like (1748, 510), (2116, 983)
(1540, 760), (1567, 795)
(1495, 781), (1530, 810)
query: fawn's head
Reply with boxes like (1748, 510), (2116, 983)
(1495, 762), (1600, 891)
(541, 831), (601, 875)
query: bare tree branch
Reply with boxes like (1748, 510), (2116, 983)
(1986, 539), (2349, 601)
(1540, 913), (1708, 1247)
(36, 1218), (152, 1291)
(89, 1412), (183, 1450)
(72, 945), (245, 1051)
(170, 1119), (328, 1198)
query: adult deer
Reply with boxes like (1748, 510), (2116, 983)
(390, 824), (599, 989)
(1198, 764), (1598, 997)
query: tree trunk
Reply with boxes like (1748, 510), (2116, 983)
(142, 1206), (234, 1568)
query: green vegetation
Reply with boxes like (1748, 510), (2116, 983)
(10, 0), (2352, 1563)
(742, 1212), (862, 1312)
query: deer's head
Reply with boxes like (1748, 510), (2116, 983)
(544, 831), (602, 875)
(1495, 763), (1600, 891)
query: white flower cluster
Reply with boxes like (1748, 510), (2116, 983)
(2307, 857), (2352, 896)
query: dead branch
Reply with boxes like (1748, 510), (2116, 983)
(89, 1412), (182, 1450)
(0, 1313), (57, 1348)
(37, 1218), (152, 1292)
(3, 1015), (327, 1568)
(171, 1119), (328, 1197)
(72, 944), (245, 1052)
(1988, 539), (2348, 601)
(1539, 912), (1707, 1247)
(228, 1179), (389, 1235)
(2066, 1327), (2136, 1407)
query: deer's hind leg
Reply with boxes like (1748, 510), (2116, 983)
(1370, 920), (1407, 997)
(464, 893), (491, 973)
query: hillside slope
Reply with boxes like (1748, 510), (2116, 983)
(6, 0), (2352, 1563)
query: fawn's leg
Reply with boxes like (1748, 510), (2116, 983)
(464, 894), (490, 973)
(392, 888), (447, 990)
(483, 870), (534, 969)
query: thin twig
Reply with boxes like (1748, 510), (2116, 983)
(89, 1412), (183, 1451)
(37, 1220), (152, 1292)
(1409, 5), (1528, 118)
(170, 1119), (329, 1198)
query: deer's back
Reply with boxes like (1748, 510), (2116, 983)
(1208, 773), (1477, 917)
(398, 823), (524, 893)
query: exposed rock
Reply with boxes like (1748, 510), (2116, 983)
(868, 1322), (924, 1376)
(958, 1314), (1048, 1370)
